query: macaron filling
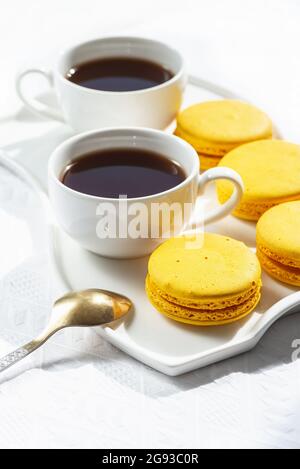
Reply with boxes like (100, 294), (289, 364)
(146, 275), (261, 326)
(257, 248), (300, 287)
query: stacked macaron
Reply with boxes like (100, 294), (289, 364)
(217, 140), (300, 221)
(145, 233), (262, 326)
(175, 100), (273, 170)
(257, 201), (300, 286)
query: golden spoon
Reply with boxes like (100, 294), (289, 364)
(0, 289), (132, 373)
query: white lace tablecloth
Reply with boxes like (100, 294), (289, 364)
(0, 0), (300, 449)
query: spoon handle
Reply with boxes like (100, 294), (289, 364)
(0, 341), (40, 373)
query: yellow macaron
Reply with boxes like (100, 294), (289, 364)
(257, 201), (300, 286)
(145, 233), (262, 326)
(217, 140), (300, 221)
(175, 100), (273, 169)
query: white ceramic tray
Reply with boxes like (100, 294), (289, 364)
(1, 76), (300, 376)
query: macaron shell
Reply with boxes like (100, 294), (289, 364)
(148, 234), (261, 300)
(217, 140), (300, 202)
(217, 187), (273, 220)
(147, 276), (260, 310)
(174, 126), (230, 155)
(175, 100), (273, 155)
(146, 275), (261, 326)
(217, 187), (300, 221)
(256, 201), (300, 267)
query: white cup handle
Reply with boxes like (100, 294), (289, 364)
(187, 167), (243, 229)
(16, 68), (65, 122)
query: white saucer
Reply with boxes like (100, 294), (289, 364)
(53, 191), (299, 376)
(2, 76), (299, 376)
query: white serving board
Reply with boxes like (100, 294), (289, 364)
(2, 77), (300, 376)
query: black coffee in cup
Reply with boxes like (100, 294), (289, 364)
(61, 148), (186, 198)
(66, 57), (174, 92)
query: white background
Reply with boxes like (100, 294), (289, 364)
(0, 0), (300, 449)
(2, 0), (300, 141)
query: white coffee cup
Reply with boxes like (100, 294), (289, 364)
(16, 36), (186, 131)
(48, 128), (243, 259)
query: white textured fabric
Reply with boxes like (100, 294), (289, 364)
(0, 0), (300, 449)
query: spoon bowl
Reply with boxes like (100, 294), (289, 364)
(53, 289), (132, 328)
(0, 289), (132, 374)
